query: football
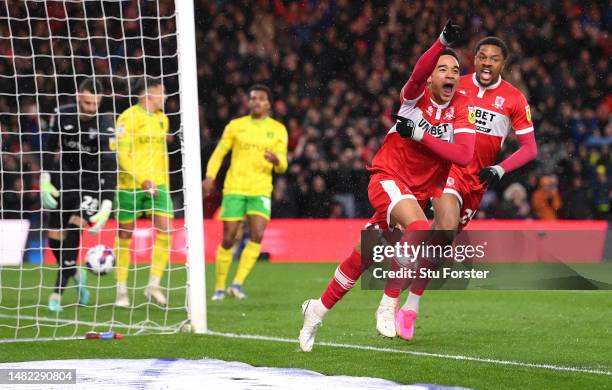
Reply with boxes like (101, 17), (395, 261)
(85, 245), (115, 275)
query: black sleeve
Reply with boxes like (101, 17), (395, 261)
(42, 108), (60, 184)
(99, 115), (117, 203)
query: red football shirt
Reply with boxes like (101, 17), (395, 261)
(455, 73), (534, 182)
(370, 87), (475, 200)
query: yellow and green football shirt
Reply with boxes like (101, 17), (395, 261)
(206, 115), (288, 196)
(113, 104), (170, 190)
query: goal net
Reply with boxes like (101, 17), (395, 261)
(0, 0), (205, 341)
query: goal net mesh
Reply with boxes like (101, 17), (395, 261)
(0, 0), (193, 340)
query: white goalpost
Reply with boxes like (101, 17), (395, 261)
(0, 0), (206, 341)
(175, 0), (206, 334)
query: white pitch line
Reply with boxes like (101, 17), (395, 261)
(0, 336), (83, 344)
(205, 330), (612, 377)
(1, 322), (610, 377)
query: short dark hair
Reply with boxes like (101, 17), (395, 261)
(475, 36), (509, 59)
(441, 47), (460, 63)
(78, 77), (103, 94)
(134, 76), (163, 96)
(248, 84), (272, 101)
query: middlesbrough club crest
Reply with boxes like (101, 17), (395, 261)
(444, 107), (455, 120)
(493, 96), (505, 110)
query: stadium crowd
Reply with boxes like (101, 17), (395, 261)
(198, 0), (611, 220)
(1, 0), (610, 221)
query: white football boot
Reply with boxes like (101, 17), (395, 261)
(144, 285), (167, 305)
(375, 295), (398, 338)
(298, 299), (325, 352)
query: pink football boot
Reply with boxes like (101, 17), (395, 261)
(395, 308), (417, 340)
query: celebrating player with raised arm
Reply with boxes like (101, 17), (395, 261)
(203, 84), (288, 301)
(42, 78), (116, 312)
(379, 37), (538, 341)
(113, 77), (173, 308)
(434, 37), (537, 231)
(299, 21), (476, 352)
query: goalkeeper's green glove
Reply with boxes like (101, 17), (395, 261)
(40, 172), (59, 209)
(88, 199), (113, 234)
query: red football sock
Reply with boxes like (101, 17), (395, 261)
(410, 258), (438, 295)
(384, 219), (430, 298)
(410, 230), (450, 295)
(320, 249), (363, 309)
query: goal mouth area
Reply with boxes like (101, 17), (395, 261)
(0, 0), (206, 341)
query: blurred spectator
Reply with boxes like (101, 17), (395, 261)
(499, 183), (531, 219)
(302, 175), (332, 218)
(329, 202), (347, 219)
(271, 177), (298, 218)
(531, 175), (563, 220)
(475, 190), (499, 220)
(560, 177), (593, 219)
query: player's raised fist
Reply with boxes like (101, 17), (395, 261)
(440, 19), (462, 46)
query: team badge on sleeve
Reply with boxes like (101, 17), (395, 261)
(525, 105), (532, 122)
(468, 106), (476, 125)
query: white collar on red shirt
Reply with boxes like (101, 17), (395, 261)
(472, 73), (502, 98)
(429, 96), (451, 109)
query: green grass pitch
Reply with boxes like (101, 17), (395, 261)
(1, 262), (611, 389)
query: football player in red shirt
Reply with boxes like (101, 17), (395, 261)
(382, 37), (538, 341)
(299, 21), (477, 352)
(436, 36), (537, 230)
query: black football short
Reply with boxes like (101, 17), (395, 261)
(47, 188), (101, 230)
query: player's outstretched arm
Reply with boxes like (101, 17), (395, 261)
(400, 20), (462, 102)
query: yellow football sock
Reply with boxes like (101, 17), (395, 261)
(115, 237), (132, 284)
(151, 233), (171, 280)
(214, 245), (233, 291)
(233, 241), (261, 286)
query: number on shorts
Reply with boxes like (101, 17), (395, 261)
(80, 195), (99, 215)
(261, 196), (271, 211)
(459, 208), (476, 225)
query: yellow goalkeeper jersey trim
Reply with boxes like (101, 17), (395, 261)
(206, 115), (288, 196)
(113, 104), (170, 190)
